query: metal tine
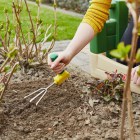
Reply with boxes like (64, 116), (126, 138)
(24, 82), (55, 105)
(30, 89), (45, 103)
(36, 90), (48, 106)
(35, 83), (54, 105)
(24, 88), (44, 99)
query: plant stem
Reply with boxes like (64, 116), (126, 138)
(35, 1), (40, 36)
(24, 0), (38, 56)
(0, 57), (10, 72)
(53, 0), (57, 42)
(120, 1), (139, 140)
(29, 1), (41, 58)
(0, 63), (19, 100)
(13, 2), (28, 59)
(0, 35), (7, 51)
(46, 0), (57, 55)
(4, 12), (10, 50)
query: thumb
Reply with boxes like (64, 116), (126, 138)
(51, 55), (63, 69)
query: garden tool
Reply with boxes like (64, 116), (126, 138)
(24, 53), (70, 106)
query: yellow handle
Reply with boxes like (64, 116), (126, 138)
(53, 70), (70, 85)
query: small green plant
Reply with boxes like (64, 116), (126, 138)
(110, 42), (140, 72)
(111, 42), (140, 77)
(110, 42), (131, 61)
(88, 70), (125, 102)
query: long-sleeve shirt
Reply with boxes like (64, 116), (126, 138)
(82, 0), (112, 34)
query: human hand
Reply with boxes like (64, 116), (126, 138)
(131, 66), (140, 86)
(48, 51), (73, 74)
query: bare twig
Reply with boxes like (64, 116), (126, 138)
(43, 0), (57, 58)
(35, 0), (41, 36)
(4, 12), (10, 50)
(0, 48), (7, 58)
(0, 35), (7, 51)
(24, 0), (38, 56)
(0, 62), (19, 100)
(52, 0), (57, 42)
(28, 1), (41, 58)
(13, 2), (28, 59)
(120, 1), (139, 140)
(0, 57), (10, 73)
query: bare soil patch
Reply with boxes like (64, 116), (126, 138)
(0, 64), (140, 140)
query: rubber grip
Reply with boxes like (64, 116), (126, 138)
(50, 53), (58, 62)
(50, 53), (70, 85)
(50, 53), (64, 74)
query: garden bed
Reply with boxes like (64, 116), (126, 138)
(0, 64), (140, 140)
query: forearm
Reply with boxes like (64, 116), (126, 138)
(65, 23), (95, 58)
(48, 0), (111, 73)
(65, 0), (111, 59)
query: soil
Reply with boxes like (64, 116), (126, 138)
(0, 64), (140, 140)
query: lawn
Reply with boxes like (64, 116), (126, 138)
(0, 0), (82, 43)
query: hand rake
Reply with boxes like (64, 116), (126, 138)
(24, 53), (70, 106)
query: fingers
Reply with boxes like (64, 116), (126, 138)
(48, 53), (62, 68)
(131, 67), (140, 86)
(51, 54), (64, 69)
(53, 63), (65, 74)
(48, 52), (66, 74)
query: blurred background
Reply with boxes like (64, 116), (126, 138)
(30, 0), (90, 13)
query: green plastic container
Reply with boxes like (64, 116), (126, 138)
(90, 0), (128, 54)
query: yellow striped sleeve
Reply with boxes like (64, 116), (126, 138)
(82, 0), (111, 33)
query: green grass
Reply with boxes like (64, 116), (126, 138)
(0, 0), (82, 43)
